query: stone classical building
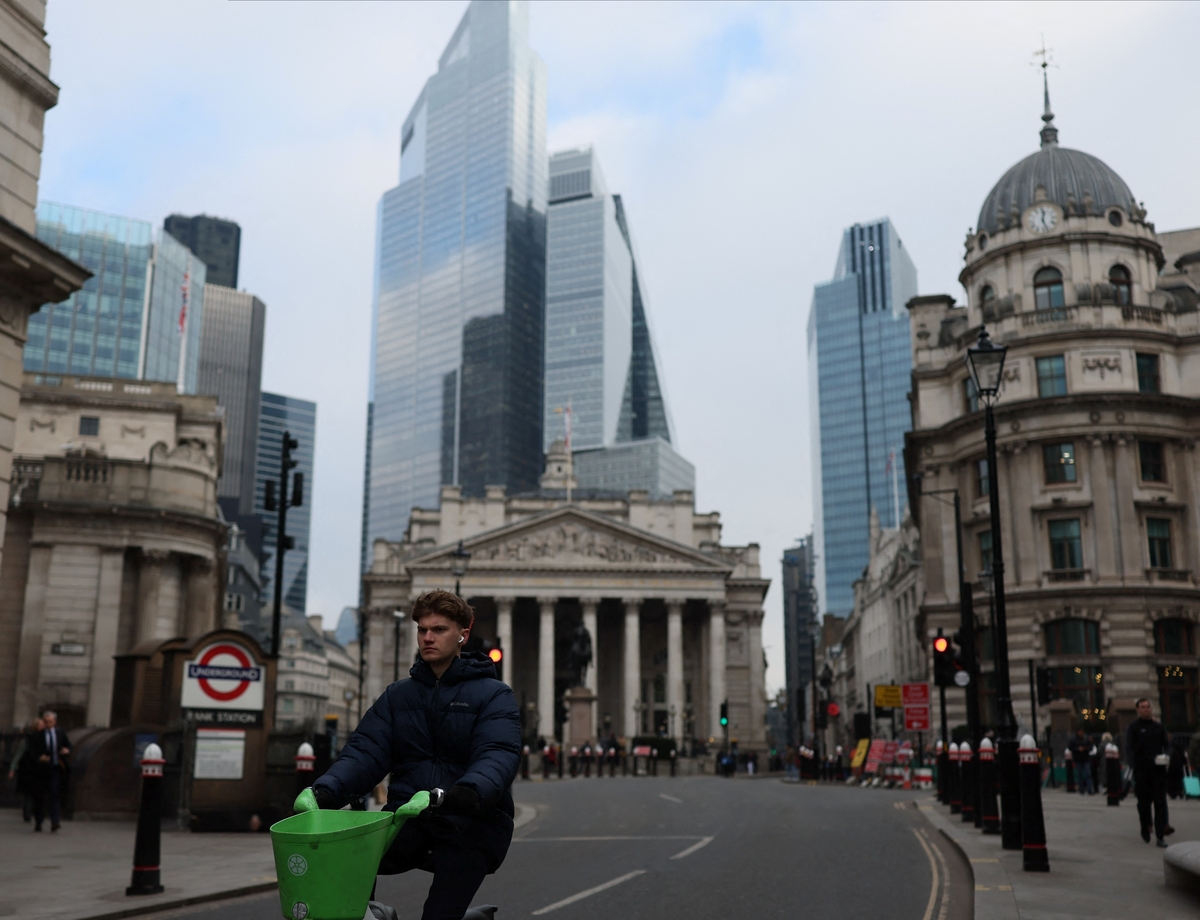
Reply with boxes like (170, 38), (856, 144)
(0, 1), (89, 584)
(361, 441), (770, 750)
(905, 89), (1200, 737)
(0, 373), (225, 730)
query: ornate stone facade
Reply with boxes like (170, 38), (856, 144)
(0, 373), (225, 729)
(905, 97), (1200, 737)
(361, 443), (770, 750)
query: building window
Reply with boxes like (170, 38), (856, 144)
(978, 530), (993, 572)
(1048, 519), (1083, 571)
(1147, 518), (1173, 569)
(1033, 267), (1065, 310)
(1108, 210), (1123, 227)
(1109, 265), (1132, 305)
(283, 698), (294, 712)
(976, 458), (989, 498)
(1139, 441), (1165, 482)
(1159, 666), (1199, 732)
(1048, 665), (1106, 727)
(964, 377), (979, 413)
(1136, 353), (1160, 393)
(1044, 618), (1100, 655)
(79, 416), (100, 436)
(224, 592), (235, 612)
(1154, 619), (1195, 655)
(1043, 442), (1077, 484)
(285, 679), (295, 690)
(1036, 355), (1067, 396)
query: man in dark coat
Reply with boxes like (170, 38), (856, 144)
(1125, 697), (1171, 846)
(31, 710), (71, 832)
(312, 590), (520, 920)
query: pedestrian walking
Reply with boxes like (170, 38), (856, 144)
(1125, 697), (1172, 846)
(1167, 735), (1188, 800)
(1068, 729), (1095, 795)
(6, 718), (42, 822)
(31, 710), (71, 832)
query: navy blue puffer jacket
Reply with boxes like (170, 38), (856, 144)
(313, 652), (521, 819)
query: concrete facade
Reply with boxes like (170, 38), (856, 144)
(0, 373), (225, 730)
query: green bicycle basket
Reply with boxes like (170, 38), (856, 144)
(270, 788), (429, 920)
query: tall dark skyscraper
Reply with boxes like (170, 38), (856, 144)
(366, 0), (547, 545)
(808, 218), (918, 619)
(782, 537), (816, 745)
(164, 214), (241, 289)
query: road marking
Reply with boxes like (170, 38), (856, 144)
(515, 835), (703, 842)
(670, 836), (713, 860)
(531, 870), (646, 915)
(970, 858), (998, 863)
(912, 829), (940, 920)
(924, 828), (950, 920)
(659, 793), (683, 804)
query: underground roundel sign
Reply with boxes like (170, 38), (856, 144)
(181, 640), (265, 713)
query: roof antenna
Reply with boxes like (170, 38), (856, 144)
(1032, 35), (1059, 148)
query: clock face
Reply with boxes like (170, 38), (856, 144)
(1027, 206), (1058, 234)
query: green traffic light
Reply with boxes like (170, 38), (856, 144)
(720, 717), (728, 726)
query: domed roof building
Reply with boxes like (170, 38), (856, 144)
(903, 82), (1200, 748)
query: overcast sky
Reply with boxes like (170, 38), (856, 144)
(39, 0), (1200, 693)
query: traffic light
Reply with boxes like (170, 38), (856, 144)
(719, 700), (729, 727)
(485, 641), (503, 681)
(1035, 666), (1054, 706)
(291, 471), (304, 508)
(933, 629), (954, 688)
(264, 479), (277, 512)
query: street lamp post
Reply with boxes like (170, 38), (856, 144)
(450, 540), (471, 598)
(966, 326), (1022, 850)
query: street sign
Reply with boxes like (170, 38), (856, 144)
(181, 640), (265, 714)
(874, 684), (902, 710)
(194, 728), (246, 780)
(863, 739), (887, 774)
(826, 702), (841, 717)
(880, 741), (900, 765)
(953, 670), (971, 687)
(904, 704), (931, 732)
(850, 738), (870, 769)
(902, 683), (930, 706)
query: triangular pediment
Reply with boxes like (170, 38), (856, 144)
(409, 506), (732, 572)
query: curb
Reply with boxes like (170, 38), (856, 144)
(919, 798), (1021, 920)
(73, 881), (279, 920)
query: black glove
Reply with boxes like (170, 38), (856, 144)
(312, 785), (336, 810)
(441, 784), (480, 817)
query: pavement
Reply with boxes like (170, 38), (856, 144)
(921, 784), (1200, 920)
(12, 776), (956, 920)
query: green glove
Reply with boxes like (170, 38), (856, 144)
(293, 787), (318, 813)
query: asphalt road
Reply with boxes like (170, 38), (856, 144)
(144, 777), (970, 920)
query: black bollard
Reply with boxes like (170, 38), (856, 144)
(1064, 751), (1076, 793)
(569, 746), (578, 778)
(542, 746), (552, 780)
(1019, 735), (1049, 871)
(557, 744), (564, 779)
(936, 741), (947, 804)
(960, 742), (976, 825)
(609, 748), (617, 777)
(521, 745), (530, 780)
(670, 749), (677, 777)
(978, 738), (1001, 835)
(295, 742), (316, 800)
(998, 738), (1023, 850)
(1105, 743), (1120, 806)
(126, 743), (166, 895)
(948, 743), (962, 814)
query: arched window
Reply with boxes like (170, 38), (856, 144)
(1109, 265), (1132, 305)
(1033, 267), (1065, 310)
(1155, 618), (1195, 655)
(980, 285), (995, 307)
(1044, 618), (1100, 655)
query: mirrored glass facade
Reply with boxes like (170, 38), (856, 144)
(572, 437), (693, 499)
(255, 392), (316, 613)
(809, 218), (918, 617)
(367, 0), (548, 546)
(28, 202), (206, 392)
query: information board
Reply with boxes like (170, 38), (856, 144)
(874, 685), (903, 710)
(194, 728), (246, 780)
(850, 738), (871, 769)
(904, 704), (932, 732)
(863, 739), (888, 774)
(902, 683), (930, 706)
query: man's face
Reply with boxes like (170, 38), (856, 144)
(1137, 699), (1153, 720)
(417, 612), (469, 667)
(43, 713), (56, 729)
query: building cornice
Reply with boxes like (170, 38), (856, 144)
(960, 228), (1165, 286)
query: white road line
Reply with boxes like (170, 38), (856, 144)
(911, 828), (939, 920)
(659, 793), (683, 804)
(669, 836), (713, 860)
(514, 835), (702, 842)
(531, 870), (646, 915)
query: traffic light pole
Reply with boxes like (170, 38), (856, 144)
(269, 430), (300, 659)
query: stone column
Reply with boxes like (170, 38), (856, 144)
(12, 542), (52, 726)
(581, 596), (599, 730)
(747, 609), (766, 746)
(496, 597), (514, 687)
(667, 600), (684, 740)
(184, 556), (216, 637)
(537, 597), (557, 740)
(709, 599), (726, 738)
(86, 547), (126, 728)
(135, 549), (170, 644)
(623, 598), (642, 737)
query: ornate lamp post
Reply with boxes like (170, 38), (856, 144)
(965, 327), (1021, 849)
(450, 540), (471, 597)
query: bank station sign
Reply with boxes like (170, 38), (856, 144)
(181, 640), (265, 726)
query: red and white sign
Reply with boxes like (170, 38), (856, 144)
(902, 682), (930, 706)
(880, 741), (900, 765)
(863, 739), (887, 774)
(904, 704), (932, 732)
(181, 640), (264, 713)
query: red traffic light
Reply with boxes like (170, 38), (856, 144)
(488, 648), (503, 664)
(827, 702), (840, 717)
(933, 636), (950, 653)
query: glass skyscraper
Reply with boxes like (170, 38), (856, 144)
(27, 202), (206, 393)
(366, 0), (547, 547)
(808, 218), (917, 618)
(256, 392), (316, 613)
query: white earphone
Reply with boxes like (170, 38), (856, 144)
(459, 636), (465, 644)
